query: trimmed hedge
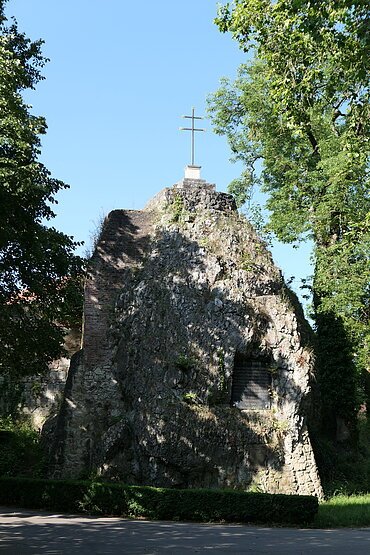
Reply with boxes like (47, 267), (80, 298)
(0, 477), (318, 524)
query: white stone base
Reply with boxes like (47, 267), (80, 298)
(185, 165), (201, 179)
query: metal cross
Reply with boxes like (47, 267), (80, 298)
(180, 107), (205, 166)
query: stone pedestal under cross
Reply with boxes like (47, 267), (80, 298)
(184, 164), (202, 180)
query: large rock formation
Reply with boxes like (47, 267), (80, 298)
(47, 176), (323, 497)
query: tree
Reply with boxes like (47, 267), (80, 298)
(208, 0), (370, 436)
(0, 0), (84, 378)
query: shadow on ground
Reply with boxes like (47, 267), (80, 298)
(1, 507), (370, 554)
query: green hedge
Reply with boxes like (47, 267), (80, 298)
(0, 477), (318, 524)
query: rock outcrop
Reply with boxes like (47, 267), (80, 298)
(47, 177), (323, 497)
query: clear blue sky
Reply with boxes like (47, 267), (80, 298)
(6, 0), (313, 304)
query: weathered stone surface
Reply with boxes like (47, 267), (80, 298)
(0, 328), (81, 430)
(47, 182), (323, 498)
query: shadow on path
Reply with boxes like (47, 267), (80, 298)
(0, 507), (369, 554)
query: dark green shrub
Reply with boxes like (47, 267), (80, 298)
(0, 477), (318, 525)
(0, 418), (44, 477)
(311, 416), (370, 496)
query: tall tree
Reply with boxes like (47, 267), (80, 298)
(0, 0), (84, 378)
(208, 0), (370, 436)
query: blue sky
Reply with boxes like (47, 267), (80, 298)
(6, 0), (313, 305)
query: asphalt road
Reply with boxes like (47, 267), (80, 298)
(0, 507), (369, 554)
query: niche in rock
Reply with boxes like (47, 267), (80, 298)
(231, 352), (272, 410)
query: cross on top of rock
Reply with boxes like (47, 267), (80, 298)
(180, 107), (205, 176)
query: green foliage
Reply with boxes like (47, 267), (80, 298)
(170, 194), (185, 223)
(182, 392), (202, 406)
(0, 376), (23, 416)
(228, 170), (254, 208)
(84, 211), (106, 259)
(175, 354), (195, 372)
(239, 251), (256, 271)
(312, 416), (370, 496)
(208, 0), (370, 429)
(0, 1), (84, 377)
(0, 417), (44, 477)
(216, 348), (227, 393)
(0, 476), (319, 524)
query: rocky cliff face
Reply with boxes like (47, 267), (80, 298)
(48, 179), (323, 498)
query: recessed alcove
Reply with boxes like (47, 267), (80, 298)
(230, 351), (272, 410)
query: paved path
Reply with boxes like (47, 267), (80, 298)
(0, 507), (369, 554)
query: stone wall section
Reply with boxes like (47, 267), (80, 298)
(0, 328), (81, 430)
(83, 209), (154, 366)
(48, 209), (155, 477)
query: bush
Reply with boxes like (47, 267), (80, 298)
(0, 418), (44, 477)
(0, 477), (318, 524)
(311, 416), (370, 496)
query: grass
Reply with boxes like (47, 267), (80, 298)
(314, 494), (370, 528)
